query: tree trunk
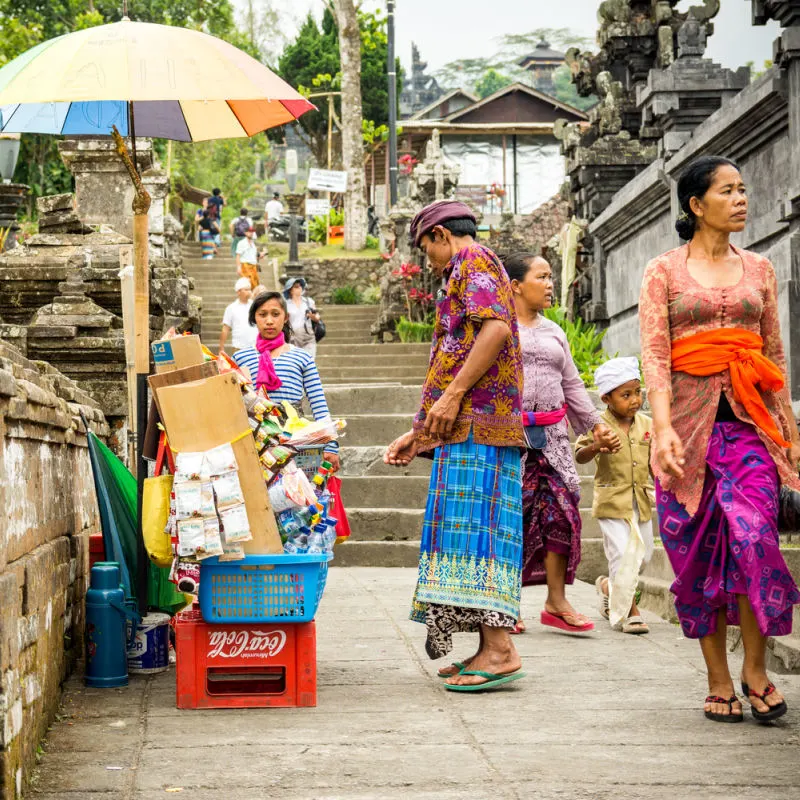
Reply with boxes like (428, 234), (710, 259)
(331, 0), (367, 252)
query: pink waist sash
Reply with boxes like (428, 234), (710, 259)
(523, 404), (567, 427)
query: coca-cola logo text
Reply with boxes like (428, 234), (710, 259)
(207, 629), (287, 659)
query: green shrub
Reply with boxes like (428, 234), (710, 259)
(361, 284), (381, 305)
(308, 208), (344, 243)
(542, 305), (615, 387)
(330, 285), (362, 305)
(396, 315), (435, 343)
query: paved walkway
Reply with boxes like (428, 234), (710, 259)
(30, 569), (800, 800)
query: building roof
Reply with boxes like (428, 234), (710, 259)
(443, 82), (587, 125)
(519, 40), (566, 69)
(408, 88), (479, 120)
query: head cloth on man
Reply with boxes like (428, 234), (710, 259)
(410, 200), (476, 248)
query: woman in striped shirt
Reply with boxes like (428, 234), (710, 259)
(233, 291), (339, 472)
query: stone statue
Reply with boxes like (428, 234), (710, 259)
(677, 10), (709, 58)
(594, 71), (624, 136)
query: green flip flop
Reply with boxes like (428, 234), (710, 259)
(437, 661), (467, 678)
(443, 669), (527, 692)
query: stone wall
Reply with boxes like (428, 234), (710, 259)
(301, 256), (384, 304)
(488, 194), (570, 261)
(0, 340), (108, 800)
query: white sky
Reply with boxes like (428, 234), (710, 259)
(239, 0), (782, 75)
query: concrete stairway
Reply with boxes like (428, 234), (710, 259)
(181, 241), (279, 348)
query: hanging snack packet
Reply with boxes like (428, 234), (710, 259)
(174, 481), (203, 520)
(177, 518), (205, 557)
(205, 442), (238, 476)
(200, 482), (216, 517)
(219, 503), (252, 542)
(212, 470), (245, 509)
(174, 451), (208, 482)
(197, 517), (224, 559)
(219, 539), (246, 562)
(260, 444), (297, 474)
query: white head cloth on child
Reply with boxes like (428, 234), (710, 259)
(595, 357), (641, 398)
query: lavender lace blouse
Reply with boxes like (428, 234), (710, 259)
(520, 316), (601, 495)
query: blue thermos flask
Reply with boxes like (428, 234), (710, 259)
(85, 562), (130, 688)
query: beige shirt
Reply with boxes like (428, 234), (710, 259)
(575, 408), (655, 522)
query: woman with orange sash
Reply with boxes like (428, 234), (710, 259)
(640, 155), (800, 724)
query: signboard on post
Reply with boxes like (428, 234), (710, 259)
(307, 168), (348, 193)
(305, 198), (331, 218)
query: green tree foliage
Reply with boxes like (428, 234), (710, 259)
(278, 9), (402, 167)
(0, 0), (254, 215)
(172, 135), (272, 230)
(474, 69), (513, 99)
(435, 27), (595, 111)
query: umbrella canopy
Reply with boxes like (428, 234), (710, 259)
(0, 19), (314, 141)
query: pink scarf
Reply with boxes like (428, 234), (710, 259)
(255, 332), (285, 392)
(523, 404), (567, 427)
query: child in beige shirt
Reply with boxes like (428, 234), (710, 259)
(575, 357), (655, 634)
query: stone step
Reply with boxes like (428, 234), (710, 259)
(341, 476), (430, 508)
(325, 374), (422, 385)
(341, 504), (601, 542)
(339, 445), (431, 476)
(332, 540), (420, 568)
(319, 366), (427, 383)
(347, 508), (424, 541)
(316, 354), (430, 370)
(327, 385), (422, 416)
(343, 414), (412, 447)
(318, 343), (430, 357)
(321, 335), (375, 345)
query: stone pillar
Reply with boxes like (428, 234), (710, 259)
(58, 139), (154, 239)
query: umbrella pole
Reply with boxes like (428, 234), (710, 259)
(112, 119), (151, 615)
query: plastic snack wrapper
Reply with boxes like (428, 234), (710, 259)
(170, 559), (201, 595)
(177, 518), (205, 557)
(287, 417), (346, 448)
(200, 482), (216, 517)
(211, 470), (245, 509)
(197, 517), (224, 559)
(219, 539), (246, 562)
(219, 503), (252, 543)
(174, 451), (208, 483)
(260, 444), (297, 475)
(174, 481), (203, 520)
(205, 442), (238, 476)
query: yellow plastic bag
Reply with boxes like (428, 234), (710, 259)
(143, 474), (174, 568)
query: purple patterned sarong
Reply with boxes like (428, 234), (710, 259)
(521, 449), (582, 586)
(657, 421), (800, 639)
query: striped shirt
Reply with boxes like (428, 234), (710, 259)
(233, 345), (338, 453)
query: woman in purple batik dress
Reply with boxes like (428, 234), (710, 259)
(640, 155), (800, 724)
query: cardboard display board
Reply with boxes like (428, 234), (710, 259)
(153, 372), (283, 555)
(152, 335), (206, 374)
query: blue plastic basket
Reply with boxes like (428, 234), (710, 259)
(198, 553), (331, 624)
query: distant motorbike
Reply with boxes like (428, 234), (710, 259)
(268, 214), (307, 243)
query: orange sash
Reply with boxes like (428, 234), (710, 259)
(671, 328), (789, 448)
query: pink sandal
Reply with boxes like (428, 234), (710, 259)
(540, 609), (594, 633)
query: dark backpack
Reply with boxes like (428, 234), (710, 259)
(234, 216), (250, 237)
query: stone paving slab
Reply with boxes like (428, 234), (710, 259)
(29, 568), (800, 799)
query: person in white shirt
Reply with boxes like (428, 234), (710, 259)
(219, 278), (257, 354)
(264, 192), (284, 233)
(235, 227), (264, 289)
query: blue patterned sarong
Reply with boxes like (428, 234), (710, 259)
(411, 433), (523, 624)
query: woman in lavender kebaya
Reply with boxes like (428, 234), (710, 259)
(504, 253), (618, 634)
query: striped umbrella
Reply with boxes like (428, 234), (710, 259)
(0, 18), (315, 140)
(0, 17), (315, 614)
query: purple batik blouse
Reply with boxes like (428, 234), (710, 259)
(413, 243), (525, 453)
(519, 316), (601, 495)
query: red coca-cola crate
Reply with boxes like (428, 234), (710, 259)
(174, 609), (316, 709)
